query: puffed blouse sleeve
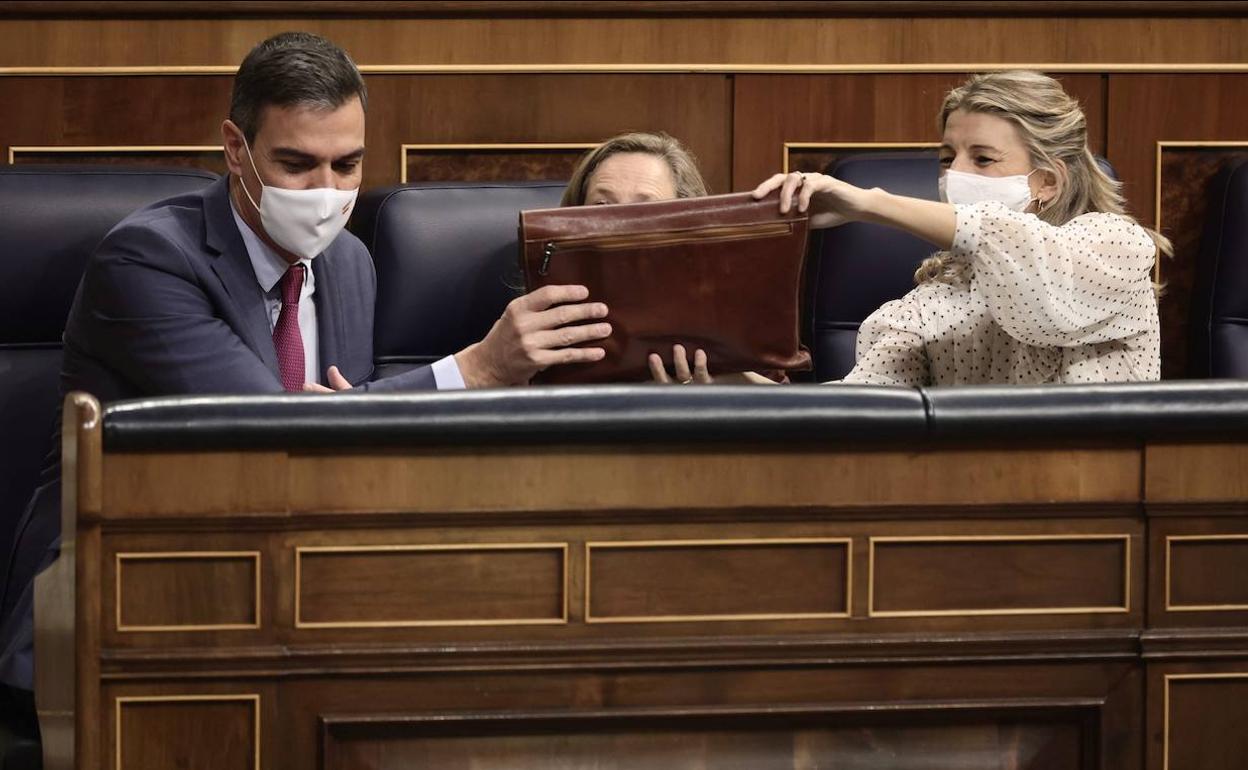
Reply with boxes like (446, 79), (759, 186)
(838, 291), (929, 386)
(952, 201), (1157, 348)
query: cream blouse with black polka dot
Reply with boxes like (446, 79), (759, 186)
(840, 201), (1160, 386)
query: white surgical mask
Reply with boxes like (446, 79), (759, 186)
(938, 168), (1039, 212)
(238, 138), (358, 260)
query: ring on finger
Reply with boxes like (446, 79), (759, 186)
(680, 378), (694, 385)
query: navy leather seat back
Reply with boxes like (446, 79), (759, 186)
(811, 152), (942, 381)
(351, 182), (566, 375)
(810, 152), (1120, 381)
(1189, 156), (1248, 378)
(0, 165), (217, 568)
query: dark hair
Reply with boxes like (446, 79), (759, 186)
(230, 32), (368, 143)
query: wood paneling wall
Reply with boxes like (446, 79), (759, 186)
(2, 4), (1246, 377)
(1, 14), (1248, 68)
(1107, 75), (1248, 377)
(732, 73), (1107, 188)
(364, 73), (733, 193)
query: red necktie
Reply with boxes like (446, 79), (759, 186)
(273, 264), (305, 392)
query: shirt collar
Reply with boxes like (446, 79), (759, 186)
(229, 193), (315, 294)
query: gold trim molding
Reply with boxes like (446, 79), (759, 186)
(584, 537), (853, 624)
(1153, 140), (1248, 284)
(782, 141), (939, 174)
(8, 144), (222, 164)
(1154, 141), (1248, 227)
(1164, 534), (1248, 612)
(114, 551), (261, 633)
(399, 142), (597, 184)
(294, 542), (569, 629)
(867, 534), (1132, 618)
(7, 1), (1246, 19)
(115, 693), (261, 770)
(1163, 672), (1248, 770)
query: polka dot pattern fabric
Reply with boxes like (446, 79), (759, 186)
(840, 201), (1160, 386)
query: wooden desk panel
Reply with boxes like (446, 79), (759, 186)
(36, 395), (1248, 770)
(98, 444), (1142, 517)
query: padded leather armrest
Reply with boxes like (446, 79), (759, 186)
(102, 380), (1248, 452)
(101, 385), (927, 451)
(923, 380), (1248, 439)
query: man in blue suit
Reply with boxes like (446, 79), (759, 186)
(65, 33), (610, 399)
(0, 31), (611, 722)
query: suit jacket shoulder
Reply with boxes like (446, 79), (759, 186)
(62, 176), (437, 400)
(62, 177), (286, 400)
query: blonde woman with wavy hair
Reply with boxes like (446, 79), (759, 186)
(561, 131), (707, 207)
(754, 70), (1170, 385)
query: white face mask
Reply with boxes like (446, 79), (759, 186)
(938, 168), (1039, 212)
(238, 138), (358, 260)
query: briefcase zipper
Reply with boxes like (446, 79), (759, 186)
(538, 221), (793, 276)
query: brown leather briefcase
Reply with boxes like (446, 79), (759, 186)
(520, 191), (812, 384)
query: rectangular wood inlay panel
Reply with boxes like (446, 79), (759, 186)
(116, 695), (259, 770)
(1167, 536), (1248, 611)
(869, 536), (1130, 617)
(322, 705), (1088, 770)
(296, 544), (567, 628)
(586, 539), (850, 622)
(782, 142), (939, 175)
(401, 142), (595, 184)
(1165, 674), (1248, 770)
(115, 552), (259, 632)
(9, 144), (225, 174)
(1154, 143), (1248, 376)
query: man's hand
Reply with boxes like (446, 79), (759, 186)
(303, 365), (353, 393)
(454, 285), (611, 388)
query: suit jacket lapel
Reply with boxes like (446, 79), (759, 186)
(312, 254), (347, 387)
(204, 176), (282, 377)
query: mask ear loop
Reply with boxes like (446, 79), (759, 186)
(236, 135), (265, 215)
(1025, 168), (1050, 215)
